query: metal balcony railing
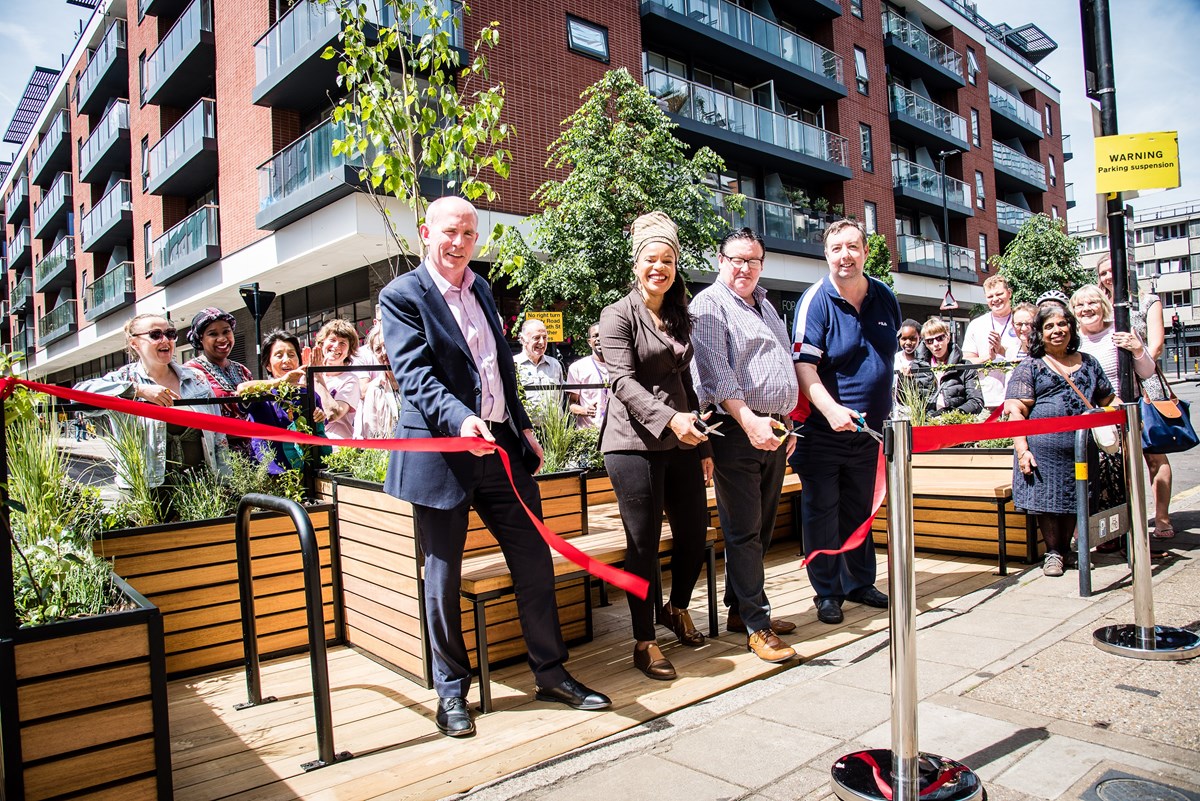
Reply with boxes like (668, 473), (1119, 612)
(1061, 133), (1072, 160)
(29, 110), (69, 181)
(75, 19), (127, 111)
(932, 0), (1054, 84)
(79, 100), (130, 179)
(9, 226), (30, 265)
(11, 276), (32, 311)
(144, 0), (213, 101)
(85, 261), (135, 314)
(153, 204), (219, 280)
(645, 68), (849, 166)
(34, 236), (76, 290)
(38, 302), (77, 344)
(5, 177), (28, 220)
(888, 83), (968, 143)
(996, 200), (1034, 230)
(258, 116), (357, 212)
(711, 191), (828, 246)
(31, 172), (72, 236)
(992, 140), (1047, 190)
(988, 81), (1040, 130)
(891, 157), (971, 208)
(80, 180), (133, 248)
(881, 9), (962, 77)
(148, 98), (216, 184)
(897, 234), (976, 274)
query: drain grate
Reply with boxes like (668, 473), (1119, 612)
(1096, 778), (1192, 801)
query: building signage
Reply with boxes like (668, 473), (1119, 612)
(526, 311), (564, 341)
(1094, 131), (1181, 193)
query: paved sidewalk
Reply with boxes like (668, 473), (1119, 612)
(449, 497), (1200, 801)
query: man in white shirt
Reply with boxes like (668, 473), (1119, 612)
(565, 323), (608, 428)
(515, 318), (565, 420)
(962, 274), (1021, 409)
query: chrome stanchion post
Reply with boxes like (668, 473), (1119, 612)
(1093, 403), (1200, 659)
(831, 418), (983, 801)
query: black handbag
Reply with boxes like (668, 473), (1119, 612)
(1140, 366), (1199, 454)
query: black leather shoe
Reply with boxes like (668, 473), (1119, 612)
(535, 676), (612, 710)
(816, 598), (844, 624)
(846, 586), (889, 608)
(435, 696), (475, 737)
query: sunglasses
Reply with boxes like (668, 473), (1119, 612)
(132, 328), (178, 342)
(923, 333), (948, 344)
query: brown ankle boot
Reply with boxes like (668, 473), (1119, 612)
(633, 641), (676, 680)
(661, 603), (705, 646)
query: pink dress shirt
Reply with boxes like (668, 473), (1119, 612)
(428, 266), (506, 423)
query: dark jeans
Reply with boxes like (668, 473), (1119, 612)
(414, 425), (569, 698)
(710, 421), (788, 634)
(788, 425), (880, 601)
(604, 447), (709, 642)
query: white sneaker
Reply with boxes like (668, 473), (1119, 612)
(1043, 552), (1064, 577)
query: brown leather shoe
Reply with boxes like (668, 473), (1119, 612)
(633, 641), (676, 680)
(661, 603), (706, 646)
(726, 612), (797, 635)
(748, 630), (796, 663)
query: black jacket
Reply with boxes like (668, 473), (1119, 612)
(911, 344), (984, 417)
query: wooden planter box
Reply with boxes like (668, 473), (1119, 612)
(1, 575), (172, 800)
(92, 505), (338, 678)
(318, 472), (589, 687)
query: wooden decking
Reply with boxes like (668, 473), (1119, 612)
(167, 545), (1002, 801)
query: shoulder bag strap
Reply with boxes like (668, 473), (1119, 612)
(1041, 357), (1094, 410)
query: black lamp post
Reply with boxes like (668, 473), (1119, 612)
(937, 149), (962, 340)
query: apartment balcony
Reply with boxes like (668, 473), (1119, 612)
(992, 141), (1047, 194)
(988, 81), (1043, 142)
(75, 20), (128, 116)
(888, 84), (968, 152)
(8, 227), (31, 270)
(34, 236), (76, 294)
(645, 68), (852, 181)
(253, 0), (464, 108)
(791, 0), (842, 19)
(11, 276), (32, 314)
(84, 261), (135, 322)
(143, 0), (215, 108)
(881, 9), (964, 90)
(146, 98), (217, 197)
(38, 301), (77, 348)
(896, 234), (978, 284)
(891, 157), (973, 218)
(996, 200), (1034, 236)
(257, 116), (371, 230)
(1066, 182), (1076, 210)
(32, 172), (73, 240)
(79, 100), (131, 184)
(13, 327), (29, 359)
(1062, 133), (1073, 161)
(29, 111), (71, 188)
(153, 205), (220, 286)
(80, 180), (134, 252)
(712, 192), (826, 258)
(640, 0), (845, 101)
(139, 0), (189, 20)
(5, 176), (29, 224)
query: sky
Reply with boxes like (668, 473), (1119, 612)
(0, 0), (1196, 225)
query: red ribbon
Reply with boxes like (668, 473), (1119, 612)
(799, 444), (885, 567)
(6, 376), (650, 599)
(852, 751), (969, 800)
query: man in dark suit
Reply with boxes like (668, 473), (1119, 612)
(380, 196), (610, 738)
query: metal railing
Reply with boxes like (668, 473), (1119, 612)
(933, 0), (1054, 84)
(996, 199), (1034, 230)
(711, 191), (827, 246)
(987, 81), (1040, 131)
(881, 9), (962, 77)
(11, 277), (32, 311)
(645, 68), (849, 166)
(35, 236), (76, 288)
(38, 301), (76, 341)
(5, 177), (28, 220)
(992, 140), (1047, 189)
(1061, 133), (1072, 158)
(1065, 182), (1074, 204)
(148, 98), (216, 184)
(80, 180), (132, 247)
(31, 172), (72, 235)
(897, 233), (976, 273)
(153, 204), (219, 277)
(75, 19), (127, 109)
(891, 157), (971, 208)
(85, 261), (134, 313)
(258, 116), (359, 212)
(144, 0), (213, 100)
(888, 83), (967, 143)
(645, 0), (842, 83)
(8, 226), (30, 264)
(29, 111), (69, 180)
(79, 100), (130, 178)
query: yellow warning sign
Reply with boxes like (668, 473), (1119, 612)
(1094, 131), (1180, 193)
(526, 311), (564, 342)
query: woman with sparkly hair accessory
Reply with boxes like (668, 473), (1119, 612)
(184, 306), (254, 456)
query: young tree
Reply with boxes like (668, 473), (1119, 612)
(492, 68), (733, 340)
(990, 213), (1088, 305)
(321, 0), (512, 270)
(864, 232), (894, 288)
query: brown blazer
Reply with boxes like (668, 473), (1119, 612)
(598, 290), (710, 455)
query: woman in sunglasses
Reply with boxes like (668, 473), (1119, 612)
(909, 317), (984, 418)
(75, 313), (229, 513)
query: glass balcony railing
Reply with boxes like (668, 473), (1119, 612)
(996, 200), (1034, 231)
(1065, 182), (1075, 205)
(153, 205), (219, 282)
(9, 226), (31, 266)
(5, 177), (28, 220)
(80, 180), (133, 249)
(85, 261), (135, 317)
(645, 0), (843, 84)
(32, 172), (72, 236)
(892, 157), (971, 208)
(988, 81), (1040, 131)
(148, 98), (216, 186)
(711, 191), (829, 246)
(881, 9), (962, 78)
(1061, 133), (1073, 160)
(144, 0), (213, 101)
(645, 68), (849, 167)
(888, 83), (968, 143)
(897, 234), (976, 275)
(29, 110), (69, 182)
(38, 302), (77, 345)
(35, 236), (76, 291)
(75, 19), (127, 112)
(258, 116), (361, 212)
(13, 327), (29, 358)
(11, 276), (32, 311)
(79, 100), (130, 180)
(992, 141), (1047, 190)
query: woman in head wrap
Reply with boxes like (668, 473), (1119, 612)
(597, 211), (713, 682)
(184, 306), (254, 456)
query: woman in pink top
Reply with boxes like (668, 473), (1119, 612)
(312, 319), (361, 439)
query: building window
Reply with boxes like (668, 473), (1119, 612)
(566, 15), (609, 63)
(1044, 105), (1053, 135)
(140, 136), (149, 190)
(138, 52), (146, 106)
(1052, 206), (1060, 219)
(864, 201), (877, 234)
(850, 0), (863, 18)
(1048, 154), (1057, 187)
(970, 109), (980, 147)
(854, 47), (869, 95)
(81, 270), (89, 310)
(975, 171), (985, 210)
(966, 48), (979, 85)
(860, 124), (873, 172)
(144, 222), (153, 278)
(1162, 290), (1192, 307)
(979, 233), (987, 265)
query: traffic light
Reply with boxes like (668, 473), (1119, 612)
(1172, 313), (1181, 335)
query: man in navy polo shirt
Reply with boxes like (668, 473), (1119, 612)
(790, 219), (900, 625)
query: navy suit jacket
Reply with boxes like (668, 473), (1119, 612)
(380, 263), (536, 509)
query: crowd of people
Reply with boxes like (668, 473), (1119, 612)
(73, 195), (1168, 741)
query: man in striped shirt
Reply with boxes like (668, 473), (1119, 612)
(691, 227), (799, 664)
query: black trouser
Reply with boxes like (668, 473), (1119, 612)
(604, 447), (709, 642)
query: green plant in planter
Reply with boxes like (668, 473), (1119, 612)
(812, 196), (830, 213)
(169, 452), (307, 520)
(324, 446), (390, 484)
(100, 413), (160, 528)
(533, 394), (604, 473)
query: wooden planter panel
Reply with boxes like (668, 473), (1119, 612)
(871, 498), (1037, 561)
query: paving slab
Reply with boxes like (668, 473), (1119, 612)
(743, 679), (891, 741)
(525, 753), (744, 801)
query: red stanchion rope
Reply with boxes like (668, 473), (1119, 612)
(852, 751), (971, 800)
(4, 376), (650, 599)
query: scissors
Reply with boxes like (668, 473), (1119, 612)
(770, 419), (802, 442)
(854, 413), (884, 443)
(692, 413), (725, 437)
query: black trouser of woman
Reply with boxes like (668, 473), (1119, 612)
(604, 447), (709, 642)
(1037, 513), (1076, 556)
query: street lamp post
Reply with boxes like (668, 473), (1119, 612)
(937, 149), (962, 341)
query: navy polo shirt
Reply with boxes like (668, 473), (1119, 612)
(792, 275), (901, 431)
